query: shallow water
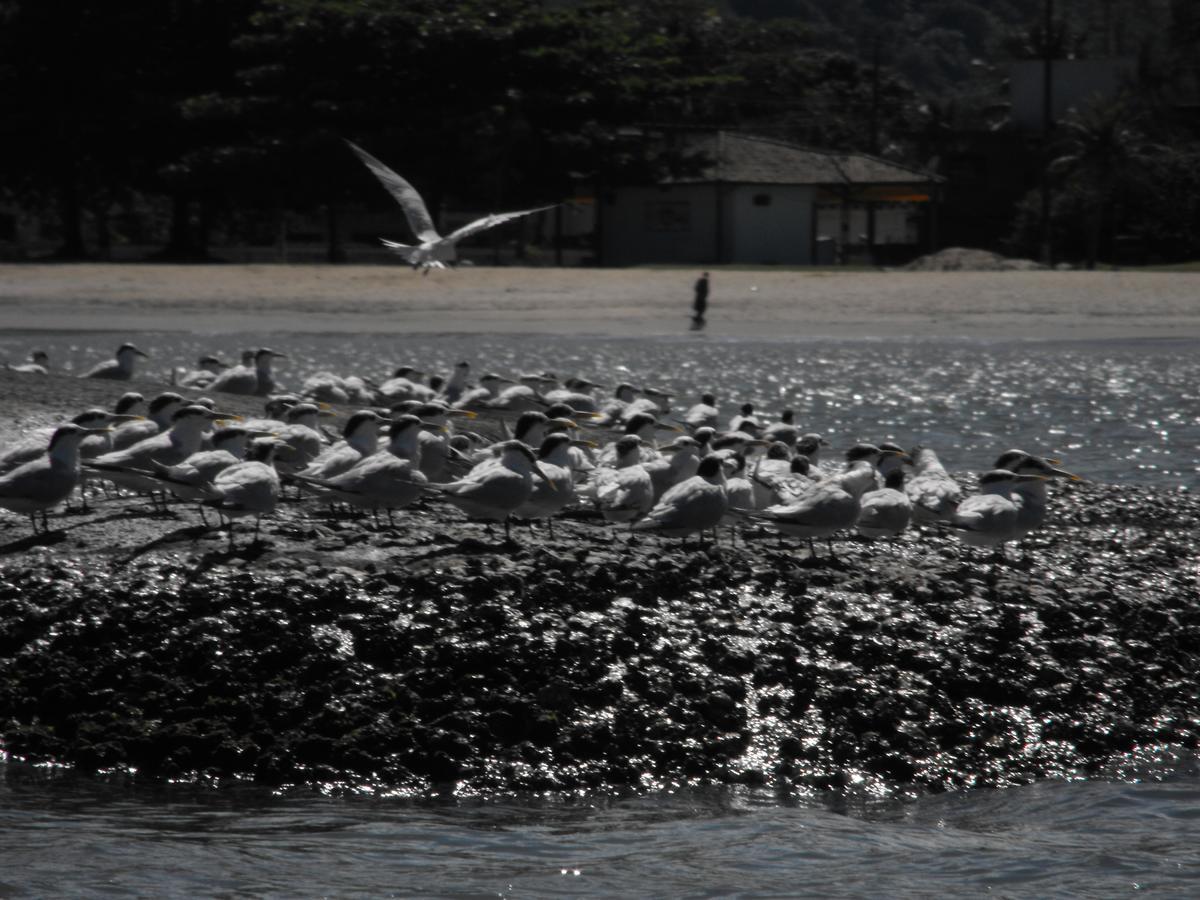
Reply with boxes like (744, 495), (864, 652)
(3, 331), (1198, 487)
(3, 330), (1199, 895)
(3, 764), (1199, 897)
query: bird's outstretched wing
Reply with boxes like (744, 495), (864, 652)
(345, 140), (440, 243)
(380, 239), (421, 263)
(445, 205), (557, 244)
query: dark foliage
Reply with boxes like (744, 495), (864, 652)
(0, 0), (1196, 262)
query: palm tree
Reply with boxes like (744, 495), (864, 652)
(1049, 96), (1155, 268)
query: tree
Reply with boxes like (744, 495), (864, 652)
(1049, 96), (1154, 267)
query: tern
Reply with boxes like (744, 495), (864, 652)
(427, 439), (552, 539)
(592, 434), (654, 526)
(409, 402), (476, 482)
(682, 393), (720, 431)
(482, 382), (549, 413)
(993, 449), (1081, 540)
(86, 406), (234, 502)
(728, 403), (761, 437)
(0, 409), (140, 475)
(272, 402), (334, 476)
(743, 445), (900, 556)
(176, 355), (229, 389)
(513, 433), (586, 533)
(749, 442), (798, 508)
(632, 455), (728, 539)
(81, 343), (148, 380)
(439, 362), (472, 405)
(143, 427), (261, 523)
(209, 347), (288, 396)
(302, 371), (377, 406)
(292, 415), (432, 524)
(857, 468), (913, 542)
(719, 452), (756, 527)
(204, 439), (282, 549)
(7, 350), (49, 375)
(346, 140), (555, 273)
(595, 383), (640, 427)
(951, 469), (1047, 557)
(454, 373), (516, 410)
(623, 387), (672, 421)
(0, 424), (110, 532)
(643, 435), (703, 501)
(905, 445), (963, 524)
(112, 392), (187, 450)
(762, 410), (799, 447)
(544, 378), (607, 413)
(293, 410), (384, 482)
(378, 366), (435, 404)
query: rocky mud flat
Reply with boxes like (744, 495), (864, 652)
(2, 468), (1199, 798)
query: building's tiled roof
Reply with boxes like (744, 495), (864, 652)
(666, 131), (941, 186)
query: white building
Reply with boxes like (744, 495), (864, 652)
(597, 132), (942, 266)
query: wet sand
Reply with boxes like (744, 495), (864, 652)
(2, 263), (1199, 339)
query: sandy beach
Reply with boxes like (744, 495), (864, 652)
(2, 263), (1198, 340)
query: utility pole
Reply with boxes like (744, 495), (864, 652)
(1039, 0), (1055, 266)
(866, 34), (881, 265)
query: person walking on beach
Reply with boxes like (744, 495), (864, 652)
(691, 272), (710, 330)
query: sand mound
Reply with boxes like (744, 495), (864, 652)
(903, 247), (1046, 272)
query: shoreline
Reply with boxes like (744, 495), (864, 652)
(3, 263), (1200, 340)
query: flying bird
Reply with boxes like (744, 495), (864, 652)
(345, 140), (556, 273)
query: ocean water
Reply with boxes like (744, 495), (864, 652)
(3, 331), (1198, 487)
(2, 330), (1199, 895)
(3, 764), (1200, 897)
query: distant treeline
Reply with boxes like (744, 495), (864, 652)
(1, 0), (1197, 264)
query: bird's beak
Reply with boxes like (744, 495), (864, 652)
(656, 423), (685, 433)
(134, 348), (149, 358)
(319, 408), (339, 419)
(534, 463), (556, 488)
(1050, 466), (1084, 481)
(421, 422), (450, 434)
(1014, 473), (1050, 482)
(110, 414), (144, 423)
(883, 449), (912, 462)
(211, 411), (243, 422)
(571, 439), (599, 449)
(551, 418), (581, 430)
(448, 409), (477, 419)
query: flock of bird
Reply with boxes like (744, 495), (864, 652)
(0, 342), (1083, 558)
